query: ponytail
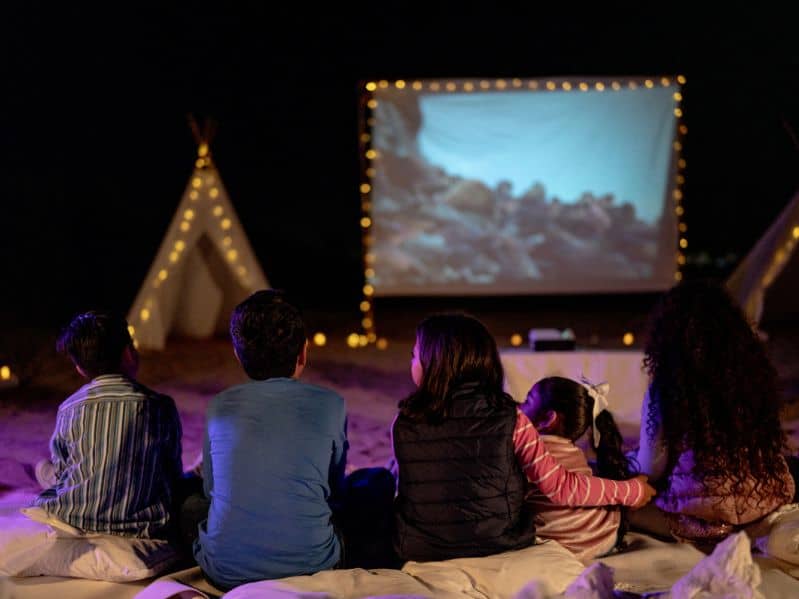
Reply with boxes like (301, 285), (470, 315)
(593, 410), (635, 480)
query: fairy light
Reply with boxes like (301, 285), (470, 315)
(192, 177), (202, 188)
(313, 332), (327, 347)
(360, 217), (372, 228)
(623, 332), (634, 346)
(221, 218), (232, 230)
(595, 82), (605, 91)
(363, 284), (374, 296)
(644, 79), (654, 88)
(429, 82), (440, 91)
(611, 81), (621, 90)
(512, 78), (522, 88)
(793, 226), (799, 239)
(378, 80), (388, 89)
(528, 81), (539, 89)
(183, 209), (195, 221)
(579, 82), (589, 91)
(360, 301), (371, 312)
(395, 80), (406, 89)
(480, 80), (490, 89)
(169, 251), (179, 263)
(545, 81), (556, 91)
(362, 317), (373, 329)
(679, 124), (688, 135)
(628, 81), (638, 89)
(360, 183), (371, 194)
(674, 108), (683, 118)
(495, 79), (507, 89)
(365, 81), (377, 91)
(677, 253), (687, 265)
(366, 167), (376, 178)
(346, 333), (360, 348)
(226, 249), (238, 263)
(673, 92), (683, 101)
(661, 77), (671, 86)
(677, 75), (687, 84)
(562, 82), (572, 91)
(140, 308), (151, 322)
(128, 325), (136, 337)
(673, 141), (683, 151)
(189, 190), (199, 201)
(158, 269), (168, 281)
(679, 238), (688, 249)
(446, 82), (456, 91)
(412, 81), (422, 90)
(213, 205), (224, 217)
(365, 267), (375, 278)
(358, 335), (368, 347)
(209, 188), (219, 199)
(365, 149), (377, 160)
(673, 189), (683, 201)
(367, 99), (378, 109)
(674, 271), (683, 281)
(464, 82), (474, 92)
(222, 236), (232, 247)
(180, 221), (191, 232)
(679, 223), (688, 233)
(205, 175), (215, 186)
(376, 338), (388, 350)
(195, 159), (205, 168)
(678, 158), (687, 169)
(174, 240), (185, 252)
(510, 334), (523, 347)
(360, 133), (370, 144)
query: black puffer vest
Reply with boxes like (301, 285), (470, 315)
(393, 383), (535, 562)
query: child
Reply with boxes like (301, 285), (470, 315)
(34, 310), (183, 539)
(521, 376), (634, 561)
(392, 313), (655, 562)
(190, 290), (349, 590)
(635, 280), (795, 543)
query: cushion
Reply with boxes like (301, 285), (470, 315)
(401, 539), (585, 599)
(0, 507), (182, 582)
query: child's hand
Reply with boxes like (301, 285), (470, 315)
(630, 474), (656, 509)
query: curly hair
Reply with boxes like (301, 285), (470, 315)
(643, 279), (791, 508)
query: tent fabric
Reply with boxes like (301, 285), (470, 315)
(727, 191), (799, 327)
(127, 156), (268, 350)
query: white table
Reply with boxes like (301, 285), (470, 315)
(500, 350), (648, 429)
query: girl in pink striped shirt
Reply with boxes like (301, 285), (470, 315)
(519, 376), (636, 561)
(392, 313), (654, 562)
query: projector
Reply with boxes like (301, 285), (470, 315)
(528, 328), (576, 351)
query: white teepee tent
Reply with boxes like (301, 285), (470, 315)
(128, 141), (268, 350)
(727, 191), (799, 327)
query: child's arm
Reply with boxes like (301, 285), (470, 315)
(514, 409), (653, 508)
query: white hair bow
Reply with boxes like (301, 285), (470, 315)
(580, 377), (610, 446)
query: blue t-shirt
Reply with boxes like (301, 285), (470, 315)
(194, 378), (348, 588)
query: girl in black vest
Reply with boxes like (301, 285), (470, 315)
(392, 314), (654, 562)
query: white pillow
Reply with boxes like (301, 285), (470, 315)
(401, 540), (585, 599)
(0, 507), (182, 582)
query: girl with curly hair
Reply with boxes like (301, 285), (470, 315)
(635, 280), (795, 543)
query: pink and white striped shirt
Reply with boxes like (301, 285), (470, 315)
(512, 409), (643, 508)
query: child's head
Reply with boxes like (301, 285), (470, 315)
(522, 376), (634, 481)
(522, 377), (592, 441)
(57, 310), (137, 380)
(402, 313), (509, 422)
(230, 290), (307, 380)
(643, 279), (787, 495)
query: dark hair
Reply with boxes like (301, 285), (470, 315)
(57, 310), (133, 379)
(230, 290), (307, 380)
(522, 376), (635, 482)
(399, 313), (516, 423)
(643, 279), (790, 504)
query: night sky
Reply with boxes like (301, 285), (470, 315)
(2, 6), (798, 329)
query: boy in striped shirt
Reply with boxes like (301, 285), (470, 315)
(33, 311), (183, 539)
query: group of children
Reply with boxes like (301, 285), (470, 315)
(30, 281), (797, 590)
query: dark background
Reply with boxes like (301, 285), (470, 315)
(2, 5), (798, 331)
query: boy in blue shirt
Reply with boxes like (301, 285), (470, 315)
(191, 290), (348, 589)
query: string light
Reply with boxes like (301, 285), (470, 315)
(209, 188), (219, 199)
(673, 92), (683, 101)
(192, 177), (202, 188)
(237, 265), (247, 277)
(429, 82), (440, 91)
(661, 77), (671, 86)
(360, 133), (370, 143)
(545, 81), (556, 90)
(213, 205), (224, 217)
(376, 338), (388, 350)
(678, 158), (687, 169)
(677, 75), (687, 84)
(362, 317), (373, 329)
(679, 238), (688, 249)
(679, 124), (688, 135)
(360, 217), (372, 228)
(226, 249), (238, 262)
(595, 82), (605, 91)
(412, 81), (422, 90)
(512, 78), (522, 87)
(674, 108), (683, 118)
(183, 209), (195, 221)
(140, 308), (151, 322)
(378, 80), (388, 89)
(360, 301), (371, 312)
(679, 223), (688, 233)
(221, 218), (232, 230)
(395, 80), (406, 89)
(623, 332), (635, 346)
(611, 81), (621, 90)
(562, 82), (572, 91)
(347, 333), (360, 348)
(1, 366), (11, 381)
(313, 332), (327, 346)
(446, 82), (456, 91)
(674, 271), (683, 281)
(677, 253), (687, 265)
(579, 82), (589, 91)
(360, 183), (371, 194)
(366, 149), (377, 160)
(673, 190), (683, 201)
(365, 81), (377, 91)
(495, 79), (507, 89)
(169, 251), (179, 263)
(628, 81), (638, 89)
(673, 141), (682, 151)
(528, 81), (539, 89)
(174, 240), (185, 251)
(644, 79), (654, 88)
(510, 334), (523, 347)
(365, 267), (375, 278)
(363, 284), (374, 296)
(358, 335), (368, 347)
(464, 82), (474, 92)
(180, 221), (191, 232)
(158, 269), (168, 281)
(480, 80), (490, 89)
(189, 190), (199, 200)
(128, 325), (136, 337)
(793, 226), (799, 239)
(367, 99), (378, 109)
(366, 167), (376, 178)
(222, 236), (233, 247)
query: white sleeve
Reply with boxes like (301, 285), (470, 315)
(635, 386), (668, 482)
